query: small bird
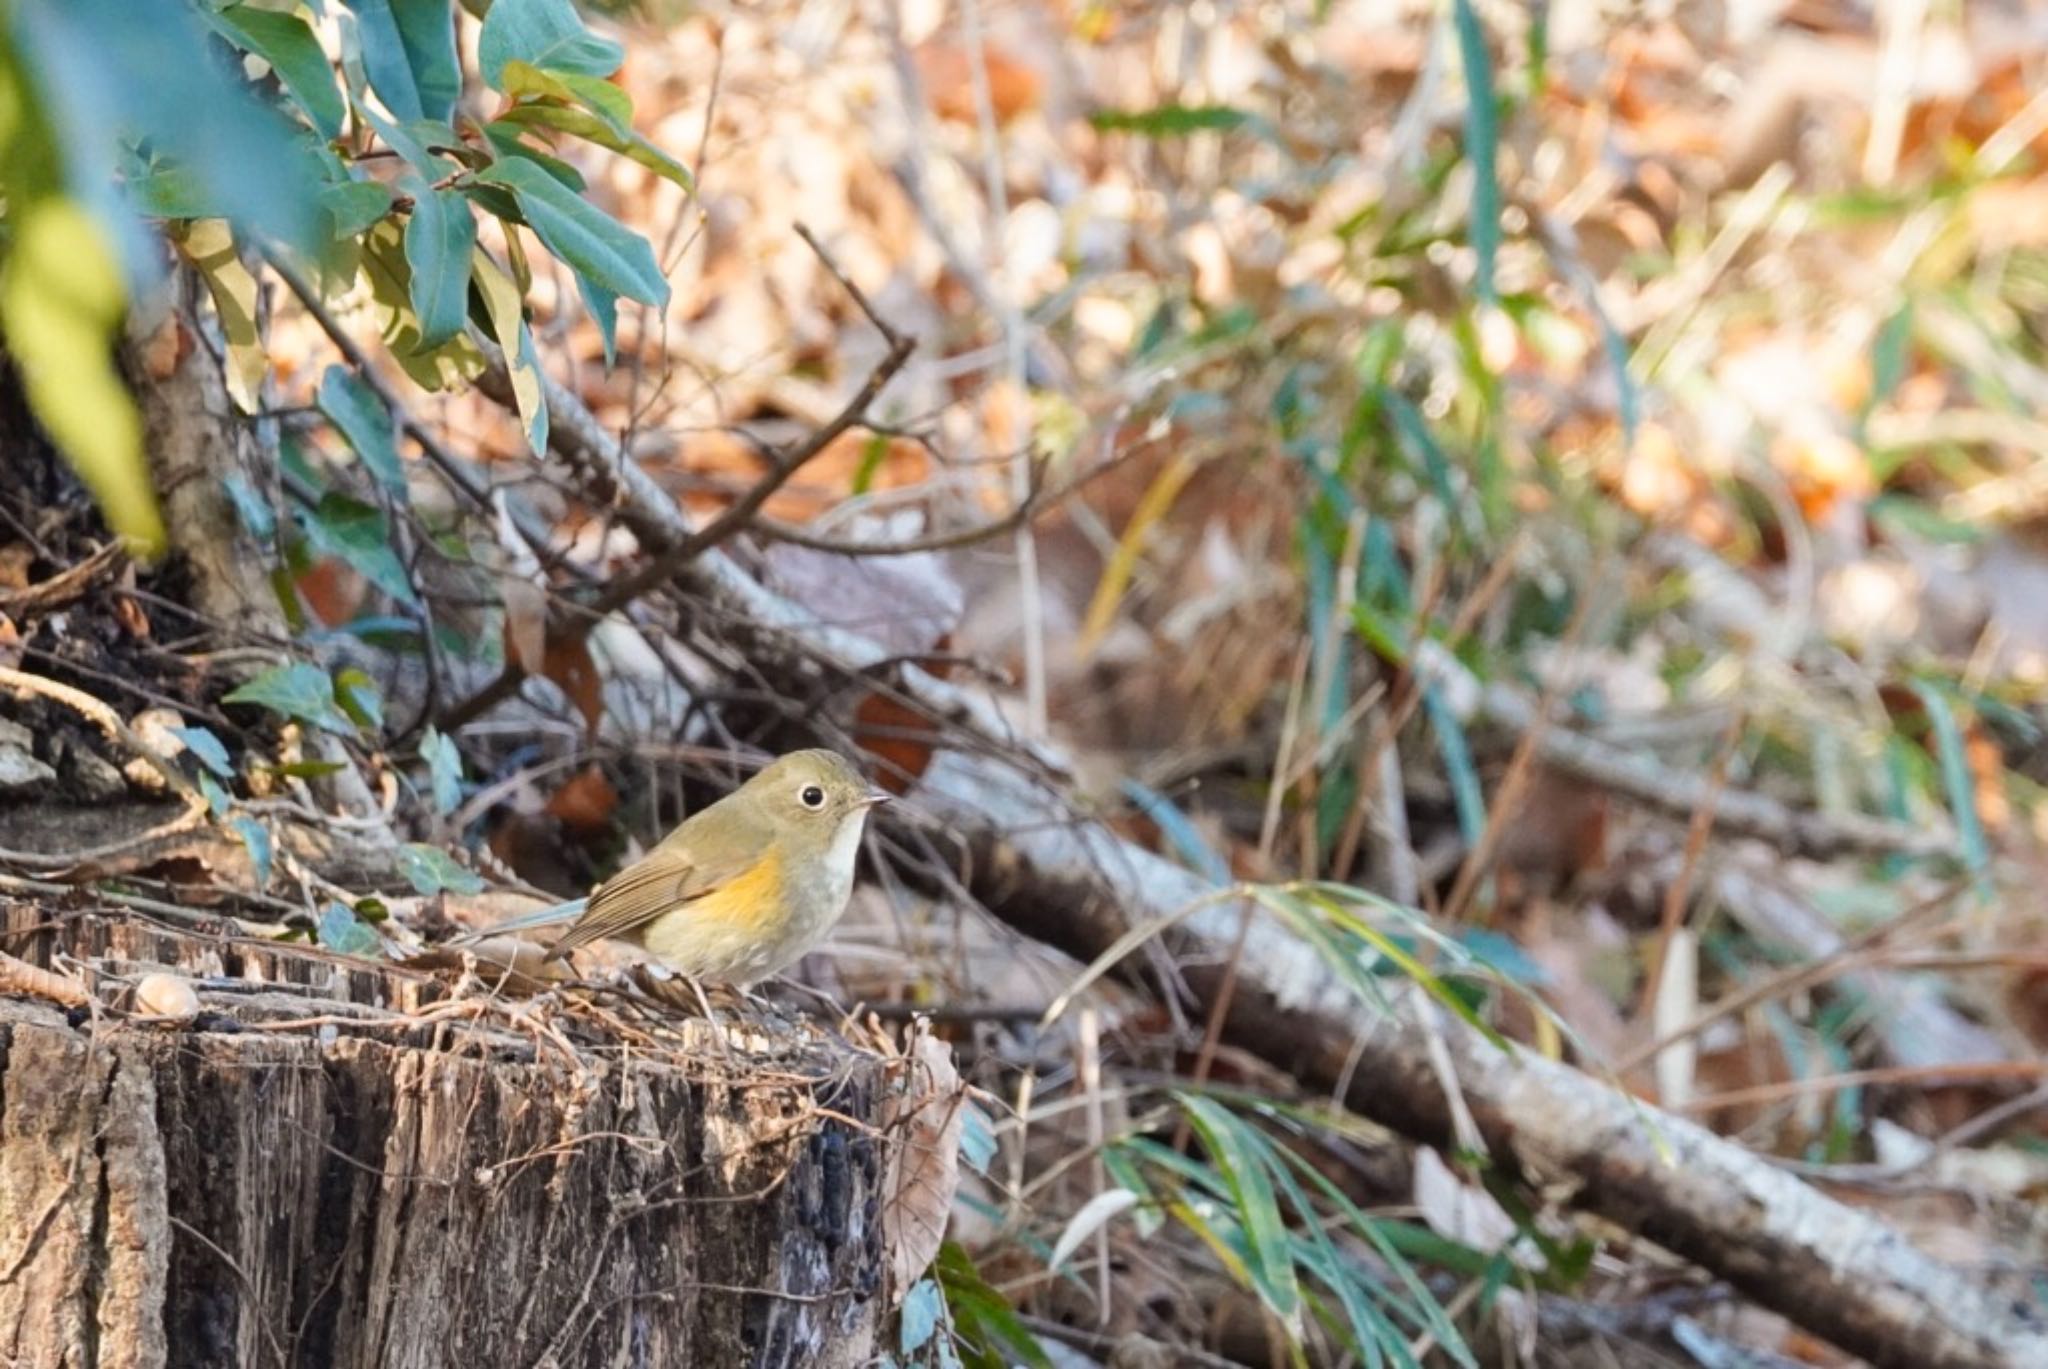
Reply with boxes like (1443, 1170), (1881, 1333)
(468, 750), (889, 987)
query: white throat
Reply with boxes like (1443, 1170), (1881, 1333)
(820, 808), (870, 896)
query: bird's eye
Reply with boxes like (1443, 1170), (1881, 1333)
(799, 784), (827, 810)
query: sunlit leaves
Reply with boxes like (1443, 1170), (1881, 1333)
(471, 248), (549, 454)
(478, 0), (625, 89)
(0, 199), (162, 556)
(474, 158), (669, 307)
(171, 219), (266, 412)
(401, 182), (476, 349)
(497, 59), (694, 192)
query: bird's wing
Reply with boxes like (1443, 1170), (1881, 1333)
(541, 848), (753, 962)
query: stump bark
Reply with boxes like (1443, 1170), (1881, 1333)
(0, 907), (894, 1368)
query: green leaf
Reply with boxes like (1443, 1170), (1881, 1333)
(481, 121), (588, 191)
(299, 492), (420, 607)
(422, 725), (463, 814)
(1452, 0), (1500, 305)
(478, 0), (625, 88)
(266, 759), (347, 780)
(208, 4), (346, 140)
(341, 0), (459, 122)
(398, 842), (485, 895)
(320, 179), (397, 238)
(230, 815), (274, 889)
(0, 198), (163, 556)
(223, 661), (355, 733)
(334, 667), (385, 730)
(170, 726), (234, 780)
(1907, 679), (1990, 877)
(1175, 1095), (1302, 1335)
(496, 101), (694, 191)
(575, 272), (618, 367)
(317, 366), (407, 494)
(899, 1278), (942, 1355)
(1089, 104), (1250, 136)
(318, 900), (382, 955)
(475, 157), (669, 306)
(935, 1243), (1051, 1369)
(1421, 686), (1486, 846)
(471, 248), (550, 454)
(402, 183), (476, 349)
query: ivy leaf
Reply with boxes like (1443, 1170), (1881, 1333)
(317, 366), (406, 495)
(474, 158), (668, 307)
(223, 661), (354, 733)
(334, 667), (385, 731)
(169, 726), (234, 780)
(207, 4), (347, 140)
(398, 842), (485, 895)
(230, 815), (274, 889)
(318, 900), (382, 955)
(899, 1279), (941, 1355)
(478, 0), (625, 89)
(299, 492), (419, 607)
(402, 182), (476, 349)
(422, 725), (463, 815)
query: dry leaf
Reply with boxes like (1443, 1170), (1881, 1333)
(501, 574), (548, 674)
(546, 765), (620, 833)
(881, 1027), (966, 1301)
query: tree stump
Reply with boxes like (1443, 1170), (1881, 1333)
(0, 905), (899, 1368)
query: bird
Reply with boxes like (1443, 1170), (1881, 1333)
(463, 749), (890, 988)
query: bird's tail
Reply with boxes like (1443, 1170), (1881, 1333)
(449, 896), (588, 944)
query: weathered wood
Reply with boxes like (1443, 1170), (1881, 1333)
(0, 907), (894, 1368)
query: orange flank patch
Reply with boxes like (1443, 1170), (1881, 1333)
(685, 849), (789, 935)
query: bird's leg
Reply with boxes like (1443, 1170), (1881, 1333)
(682, 973), (735, 1060)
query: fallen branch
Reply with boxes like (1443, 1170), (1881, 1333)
(1477, 680), (1956, 863)
(908, 754), (2046, 1369)
(462, 310), (2044, 1369)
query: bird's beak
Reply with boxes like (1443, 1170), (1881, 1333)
(861, 787), (893, 808)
